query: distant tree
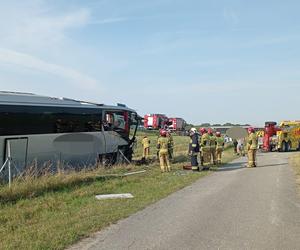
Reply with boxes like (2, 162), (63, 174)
(212, 124), (222, 126)
(223, 122), (234, 126)
(200, 123), (211, 127)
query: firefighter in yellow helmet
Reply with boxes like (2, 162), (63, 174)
(200, 128), (211, 170)
(157, 129), (171, 172)
(208, 128), (217, 165)
(247, 127), (258, 168)
(141, 135), (150, 161)
(216, 132), (225, 164)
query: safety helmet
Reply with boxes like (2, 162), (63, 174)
(248, 127), (255, 133)
(216, 132), (221, 137)
(199, 128), (207, 134)
(160, 129), (167, 137)
(190, 128), (197, 133)
(208, 128), (214, 135)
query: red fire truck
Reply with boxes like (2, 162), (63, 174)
(144, 114), (169, 130)
(262, 122), (280, 151)
(168, 118), (186, 131)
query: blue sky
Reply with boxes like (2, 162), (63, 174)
(0, 0), (299, 126)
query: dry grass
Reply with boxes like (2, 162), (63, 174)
(290, 153), (300, 191)
(0, 166), (134, 204)
(0, 134), (237, 250)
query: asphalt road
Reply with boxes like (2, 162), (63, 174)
(69, 152), (300, 250)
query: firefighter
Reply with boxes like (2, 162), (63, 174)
(167, 131), (174, 161)
(189, 128), (200, 171)
(157, 129), (171, 172)
(216, 132), (225, 164)
(208, 128), (217, 165)
(233, 139), (238, 155)
(237, 138), (246, 156)
(200, 128), (211, 169)
(141, 135), (150, 161)
(247, 127), (258, 168)
(156, 131), (161, 160)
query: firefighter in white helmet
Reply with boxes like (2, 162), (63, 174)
(189, 128), (200, 171)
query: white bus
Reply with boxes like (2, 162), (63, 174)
(0, 92), (140, 179)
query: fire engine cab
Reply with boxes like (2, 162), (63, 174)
(144, 114), (168, 130)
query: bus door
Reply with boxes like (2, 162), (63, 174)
(5, 138), (28, 177)
(102, 110), (129, 152)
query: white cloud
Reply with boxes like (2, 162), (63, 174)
(0, 48), (98, 89)
(0, 1), (90, 49)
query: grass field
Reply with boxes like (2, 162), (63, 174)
(0, 134), (236, 250)
(133, 130), (189, 160)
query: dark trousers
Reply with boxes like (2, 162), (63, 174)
(191, 155), (199, 170)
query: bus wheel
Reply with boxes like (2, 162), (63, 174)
(100, 153), (117, 167)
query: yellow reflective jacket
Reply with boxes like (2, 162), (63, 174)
(201, 133), (210, 149)
(157, 137), (169, 153)
(141, 137), (150, 148)
(216, 137), (225, 149)
(247, 132), (258, 150)
(210, 135), (217, 149)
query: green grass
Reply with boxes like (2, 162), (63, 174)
(0, 137), (236, 250)
(133, 132), (190, 159)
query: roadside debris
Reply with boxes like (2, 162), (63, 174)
(95, 193), (134, 200)
(123, 170), (146, 176)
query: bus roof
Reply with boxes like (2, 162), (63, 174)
(0, 91), (136, 112)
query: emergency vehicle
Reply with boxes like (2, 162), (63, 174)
(168, 118), (186, 131)
(277, 121), (300, 152)
(262, 122), (280, 151)
(143, 114), (168, 130)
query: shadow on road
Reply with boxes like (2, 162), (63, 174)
(257, 163), (288, 168)
(215, 161), (247, 172)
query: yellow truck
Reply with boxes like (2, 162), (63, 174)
(277, 121), (300, 152)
